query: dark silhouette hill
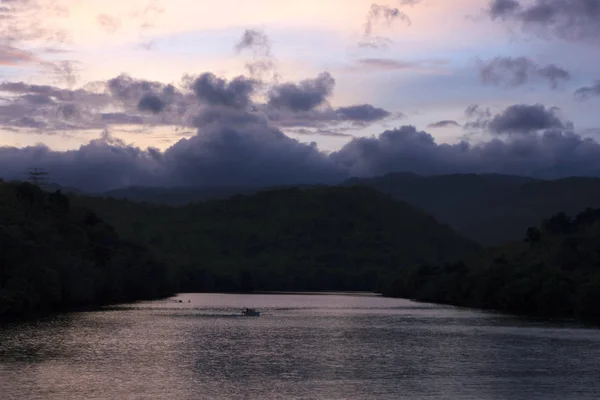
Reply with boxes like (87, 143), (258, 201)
(344, 173), (600, 245)
(101, 185), (259, 206)
(74, 186), (480, 292)
(98, 173), (600, 246)
(382, 208), (600, 322)
(0, 181), (174, 317)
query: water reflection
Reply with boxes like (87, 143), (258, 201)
(1, 293), (600, 400)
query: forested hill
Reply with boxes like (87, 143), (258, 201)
(382, 208), (600, 322)
(345, 173), (600, 245)
(0, 181), (175, 317)
(91, 174), (600, 246)
(74, 186), (480, 293)
(100, 185), (259, 206)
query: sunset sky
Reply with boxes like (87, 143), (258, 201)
(1, 0), (600, 191)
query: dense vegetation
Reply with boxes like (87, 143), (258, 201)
(346, 173), (600, 245)
(0, 181), (175, 317)
(5, 172), (600, 323)
(98, 174), (600, 246)
(73, 186), (479, 293)
(381, 208), (600, 321)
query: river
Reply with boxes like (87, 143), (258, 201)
(1, 293), (599, 399)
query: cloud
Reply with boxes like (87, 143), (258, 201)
(0, 107), (344, 191)
(263, 103), (395, 130)
(335, 104), (391, 122)
(41, 59), (80, 88)
(235, 29), (271, 56)
(575, 80), (600, 100)
(478, 56), (570, 89)
(4, 117), (600, 192)
(358, 36), (393, 49)
(97, 14), (121, 34)
(101, 113), (145, 125)
(267, 72), (335, 112)
(0, 44), (38, 65)
(107, 74), (171, 103)
(234, 29), (277, 81)
(364, 4), (411, 36)
(486, 0), (600, 43)
(138, 94), (166, 114)
(360, 2), (415, 48)
(0, 0), (69, 45)
(350, 58), (449, 73)
(285, 127), (353, 138)
(190, 73), (257, 109)
(331, 126), (600, 179)
(0, 70), (391, 135)
(428, 120), (461, 129)
(471, 104), (566, 135)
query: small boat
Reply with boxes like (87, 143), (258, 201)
(241, 308), (260, 317)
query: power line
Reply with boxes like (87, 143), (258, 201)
(26, 168), (50, 187)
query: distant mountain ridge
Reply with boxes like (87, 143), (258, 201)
(344, 173), (600, 245)
(73, 186), (480, 292)
(91, 173), (600, 245)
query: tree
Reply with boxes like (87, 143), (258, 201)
(525, 227), (542, 244)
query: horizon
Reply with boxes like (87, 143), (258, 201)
(2, 0), (600, 191)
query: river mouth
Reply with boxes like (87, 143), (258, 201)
(1, 293), (599, 400)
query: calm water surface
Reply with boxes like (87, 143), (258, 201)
(1, 293), (600, 400)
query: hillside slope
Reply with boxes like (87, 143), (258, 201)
(0, 181), (174, 317)
(345, 173), (600, 245)
(382, 208), (600, 321)
(75, 186), (480, 292)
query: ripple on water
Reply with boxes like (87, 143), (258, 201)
(1, 293), (599, 400)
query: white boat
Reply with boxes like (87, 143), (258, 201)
(241, 308), (260, 317)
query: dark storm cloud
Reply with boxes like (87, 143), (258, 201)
(190, 73), (257, 109)
(286, 128), (353, 138)
(487, 104), (565, 134)
(489, 0), (520, 15)
(464, 104), (566, 135)
(335, 104), (391, 122)
(20, 93), (55, 105)
(0, 107), (344, 191)
(138, 94), (166, 114)
(163, 108), (344, 188)
(4, 121), (600, 192)
(428, 120), (461, 129)
(107, 74), (170, 103)
(330, 126), (600, 178)
(0, 71), (390, 133)
(0, 81), (116, 132)
(487, 0), (600, 43)
(575, 80), (600, 100)
(267, 72), (335, 112)
(479, 56), (570, 89)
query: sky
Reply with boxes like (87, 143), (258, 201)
(1, 0), (600, 191)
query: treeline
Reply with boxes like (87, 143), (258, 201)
(381, 208), (600, 321)
(0, 181), (175, 317)
(73, 186), (480, 293)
